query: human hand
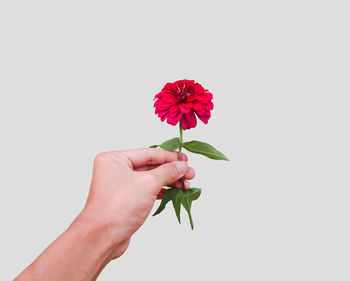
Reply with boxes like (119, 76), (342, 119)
(78, 148), (195, 260)
(14, 148), (195, 281)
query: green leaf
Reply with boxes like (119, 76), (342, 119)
(185, 188), (201, 202)
(149, 145), (158, 148)
(153, 188), (201, 230)
(183, 141), (229, 160)
(181, 188), (201, 230)
(159, 137), (180, 151)
(172, 191), (183, 224)
(153, 188), (181, 217)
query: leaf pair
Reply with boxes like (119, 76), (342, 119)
(153, 188), (201, 230)
(151, 138), (229, 161)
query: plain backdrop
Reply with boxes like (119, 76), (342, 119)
(1, 0), (349, 280)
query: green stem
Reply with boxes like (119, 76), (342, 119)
(178, 120), (186, 191)
(188, 209), (194, 230)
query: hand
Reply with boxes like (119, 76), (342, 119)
(79, 148), (195, 259)
(14, 148), (195, 281)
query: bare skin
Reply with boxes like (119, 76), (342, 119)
(15, 148), (195, 281)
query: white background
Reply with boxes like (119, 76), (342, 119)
(1, 1), (349, 280)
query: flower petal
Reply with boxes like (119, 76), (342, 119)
(193, 83), (205, 94)
(192, 102), (206, 115)
(169, 103), (180, 114)
(160, 93), (178, 103)
(166, 111), (182, 126)
(154, 100), (172, 112)
(182, 111), (197, 130)
(201, 101), (214, 111)
(196, 110), (211, 124)
(195, 92), (213, 103)
(179, 103), (192, 114)
(162, 83), (178, 95)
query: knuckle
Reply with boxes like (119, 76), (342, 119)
(168, 164), (180, 182)
(94, 152), (108, 163)
(94, 151), (117, 165)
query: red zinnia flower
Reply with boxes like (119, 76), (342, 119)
(154, 80), (213, 130)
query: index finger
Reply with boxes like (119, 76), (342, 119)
(120, 148), (188, 169)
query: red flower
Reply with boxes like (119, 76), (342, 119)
(154, 80), (213, 130)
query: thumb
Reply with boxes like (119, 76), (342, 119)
(148, 161), (188, 188)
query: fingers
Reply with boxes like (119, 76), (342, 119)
(146, 161), (196, 199)
(169, 179), (191, 190)
(140, 162), (195, 195)
(136, 165), (196, 180)
(147, 161), (189, 189)
(121, 148), (188, 169)
(134, 164), (159, 171)
(184, 167), (195, 180)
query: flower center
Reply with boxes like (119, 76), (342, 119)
(178, 89), (189, 101)
(179, 93), (187, 100)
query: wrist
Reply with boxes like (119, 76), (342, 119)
(72, 209), (122, 262)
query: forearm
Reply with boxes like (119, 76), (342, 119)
(15, 213), (116, 281)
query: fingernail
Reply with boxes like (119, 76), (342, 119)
(175, 161), (188, 177)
